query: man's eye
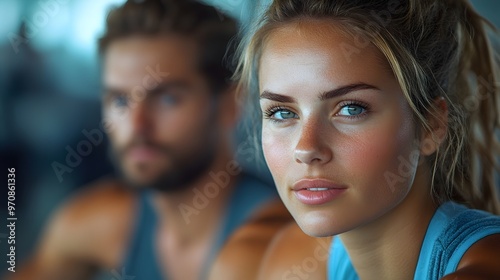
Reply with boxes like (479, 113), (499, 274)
(160, 93), (179, 105)
(338, 104), (366, 116)
(112, 95), (129, 107)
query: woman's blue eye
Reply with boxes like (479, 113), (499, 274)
(273, 110), (297, 120)
(338, 104), (366, 116)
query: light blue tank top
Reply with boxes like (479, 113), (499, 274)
(121, 173), (277, 279)
(328, 201), (500, 279)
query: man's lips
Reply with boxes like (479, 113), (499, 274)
(126, 146), (163, 162)
(292, 179), (347, 205)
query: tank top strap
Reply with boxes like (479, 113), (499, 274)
(328, 202), (500, 280)
(327, 236), (359, 280)
(121, 191), (164, 279)
(200, 173), (277, 279)
(414, 201), (500, 279)
(122, 174), (277, 279)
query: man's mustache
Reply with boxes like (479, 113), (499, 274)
(117, 137), (172, 158)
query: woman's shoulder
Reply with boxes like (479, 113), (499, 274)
(442, 233), (500, 279)
(431, 201), (500, 249)
(417, 201), (500, 279)
(257, 222), (331, 280)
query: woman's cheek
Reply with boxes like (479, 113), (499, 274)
(262, 127), (292, 192)
(340, 118), (417, 206)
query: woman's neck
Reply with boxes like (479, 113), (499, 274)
(340, 169), (438, 280)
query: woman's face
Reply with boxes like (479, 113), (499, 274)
(259, 20), (421, 237)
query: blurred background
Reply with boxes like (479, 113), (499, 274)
(0, 0), (499, 273)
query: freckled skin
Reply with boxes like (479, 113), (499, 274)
(259, 20), (420, 237)
(256, 19), (500, 280)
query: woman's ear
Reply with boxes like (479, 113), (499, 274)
(420, 97), (449, 156)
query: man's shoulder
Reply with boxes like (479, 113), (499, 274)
(60, 177), (136, 221)
(53, 178), (136, 231)
(265, 222), (331, 264)
(42, 177), (138, 266)
(208, 200), (293, 280)
(257, 222), (331, 280)
(230, 199), (293, 242)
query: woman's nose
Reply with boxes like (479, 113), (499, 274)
(293, 117), (333, 165)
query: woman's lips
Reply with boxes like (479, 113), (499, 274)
(292, 179), (347, 205)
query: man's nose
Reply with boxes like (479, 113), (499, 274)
(129, 101), (151, 134)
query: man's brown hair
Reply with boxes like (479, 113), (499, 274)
(99, 0), (239, 93)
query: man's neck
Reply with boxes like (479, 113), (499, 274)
(151, 151), (240, 246)
(340, 169), (438, 280)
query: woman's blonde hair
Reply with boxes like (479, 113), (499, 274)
(235, 0), (500, 213)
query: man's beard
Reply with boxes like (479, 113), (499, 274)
(110, 135), (217, 193)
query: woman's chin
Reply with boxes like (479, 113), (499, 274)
(293, 211), (349, 237)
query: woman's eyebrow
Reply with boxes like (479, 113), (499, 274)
(260, 91), (296, 103)
(319, 83), (380, 100)
(260, 83), (379, 103)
